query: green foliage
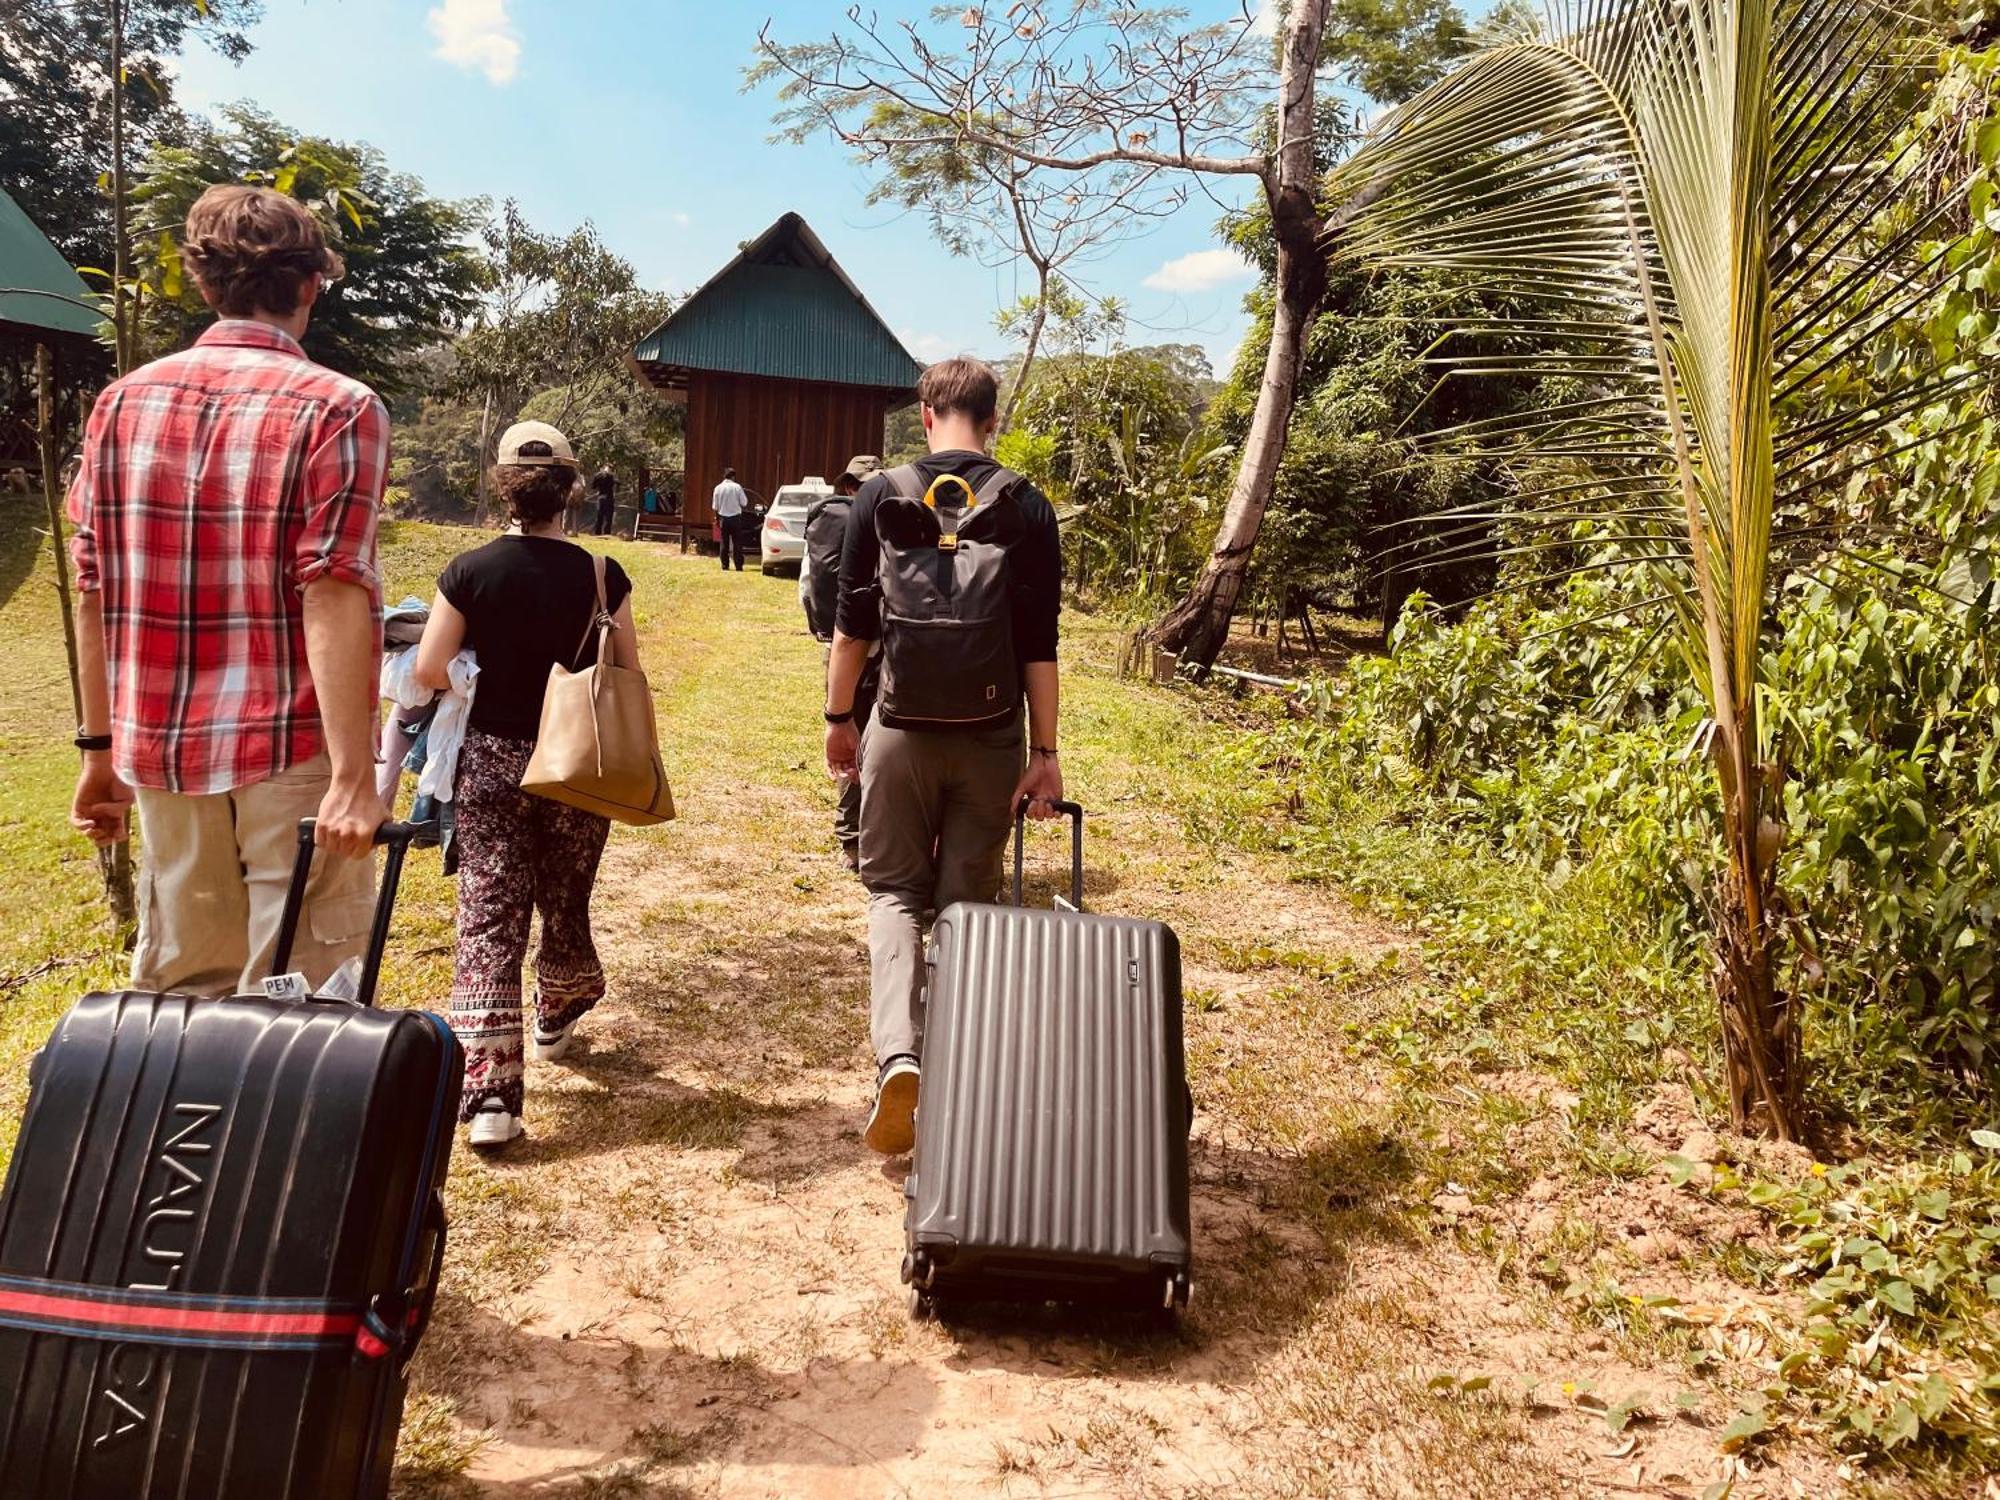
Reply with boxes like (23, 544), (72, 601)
(0, 0), (259, 266)
(125, 105), (488, 394)
(1236, 46), (2000, 1471)
(516, 380), (679, 487)
(389, 202), (681, 511)
(1204, 208), (1530, 627)
(1002, 312), (1224, 600)
(1321, 0), (1474, 104)
(1685, 1145), (2000, 1468)
(388, 395), (487, 520)
(448, 201), (676, 442)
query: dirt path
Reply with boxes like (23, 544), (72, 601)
(397, 549), (1820, 1500)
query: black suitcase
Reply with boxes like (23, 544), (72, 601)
(903, 801), (1193, 1319)
(0, 819), (463, 1500)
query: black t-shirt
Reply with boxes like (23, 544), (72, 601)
(833, 450), (1062, 663)
(438, 536), (632, 739)
(589, 471), (616, 501)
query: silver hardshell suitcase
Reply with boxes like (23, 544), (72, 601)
(902, 802), (1193, 1320)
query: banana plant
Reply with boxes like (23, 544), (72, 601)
(1324, 0), (1970, 1138)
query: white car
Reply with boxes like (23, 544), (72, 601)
(760, 477), (832, 575)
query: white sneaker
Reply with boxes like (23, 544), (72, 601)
(864, 1058), (921, 1156)
(529, 1020), (578, 1063)
(466, 1100), (523, 1150)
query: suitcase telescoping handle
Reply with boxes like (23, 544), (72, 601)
(270, 818), (439, 1008)
(1013, 799), (1085, 910)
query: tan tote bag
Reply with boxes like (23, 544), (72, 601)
(520, 553), (676, 826)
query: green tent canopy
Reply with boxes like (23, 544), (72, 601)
(0, 187), (101, 342)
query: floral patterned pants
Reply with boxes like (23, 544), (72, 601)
(450, 730), (610, 1122)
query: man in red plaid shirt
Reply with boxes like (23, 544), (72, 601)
(68, 185), (392, 995)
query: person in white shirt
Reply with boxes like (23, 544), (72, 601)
(712, 467), (749, 572)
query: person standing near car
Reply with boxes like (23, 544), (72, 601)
(712, 466), (748, 571)
(803, 455), (879, 873)
(65, 184), (389, 995)
(823, 359), (1065, 1155)
(413, 421), (641, 1150)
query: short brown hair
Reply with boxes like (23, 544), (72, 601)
(491, 459), (578, 525)
(181, 185), (344, 318)
(918, 357), (1000, 425)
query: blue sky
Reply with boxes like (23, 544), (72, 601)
(175, 0), (1274, 375)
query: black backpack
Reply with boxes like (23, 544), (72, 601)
(873, 463), (1023, 731)
(802, 495), (849, 642)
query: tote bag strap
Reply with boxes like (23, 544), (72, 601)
(568, 551), (612, 670)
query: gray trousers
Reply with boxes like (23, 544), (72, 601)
(859, 712), (1023, 1065)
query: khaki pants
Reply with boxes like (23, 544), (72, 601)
(132, 753), (377, 997)
(858, 713), (1022, 1065)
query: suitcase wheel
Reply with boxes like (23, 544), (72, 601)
(1150, 1271), (1193, 1331)
(908, 1286), (938, 1322)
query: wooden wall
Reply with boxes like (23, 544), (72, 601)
(682, 372), (895, 527)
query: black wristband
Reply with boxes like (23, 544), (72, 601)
(1031, 745), (1059, 757)
(823, 708), (854, 725)
(74, 732), (112, 753)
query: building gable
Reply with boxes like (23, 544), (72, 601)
(633, 214), (921, 395)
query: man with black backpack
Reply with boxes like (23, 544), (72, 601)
(822, 358), (1064, 1155)
(804, 454), (880, 873)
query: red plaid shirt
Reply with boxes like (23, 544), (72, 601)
(67, 321), (387, 794)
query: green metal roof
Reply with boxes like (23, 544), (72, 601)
(633, 214), (921, 394)
(0, 187), (100, 341)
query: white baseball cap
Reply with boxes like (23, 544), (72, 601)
(496, 420), (576, 467)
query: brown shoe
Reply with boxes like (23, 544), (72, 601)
(863, 1058), (920, 1155)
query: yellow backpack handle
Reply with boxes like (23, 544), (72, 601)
(922, 474), (979, 514)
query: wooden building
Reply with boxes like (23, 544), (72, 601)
(630, 214), (921, 535)
(0, 187), (103, 471)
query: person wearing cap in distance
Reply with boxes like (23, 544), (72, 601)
(413, 421), (644, 1150)
(801, 454), (880, 873)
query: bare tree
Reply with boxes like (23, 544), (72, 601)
(752, 0), (1332, 662)
(821, 99), (1182, 429)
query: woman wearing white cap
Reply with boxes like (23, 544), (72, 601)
(413, 421), (641, 1149)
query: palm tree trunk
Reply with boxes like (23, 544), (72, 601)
(1151, 0), (1329, 666)
(1715, 762), (1799, 1139)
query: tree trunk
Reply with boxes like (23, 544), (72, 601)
(1151, 0), (1330, 666)
(1715, 763), (1800, 1140)
(109, 0), (131, 374)
(474, 387), (495, 527)
(39, 345), (137, 931)
(999, 264), (1051, 433)
(37, 349), (84, 721)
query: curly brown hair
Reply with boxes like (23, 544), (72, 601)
(491, 459), (579, 525)
(180, 185), (344, 319)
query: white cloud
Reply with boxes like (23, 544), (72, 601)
(428, 0), (521, 86)
(1142, 249), (1257, 295)
(901, 329), (959, 361)
(1251, 0), (1279, 38)
(673, 212), (693, 228)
